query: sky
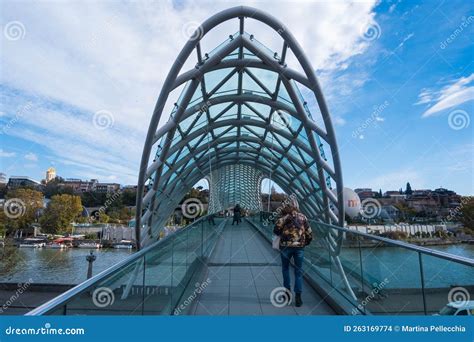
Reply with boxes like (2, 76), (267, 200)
(1, 0), (473, 195)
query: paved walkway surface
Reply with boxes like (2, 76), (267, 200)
(191, 220), (335, 315)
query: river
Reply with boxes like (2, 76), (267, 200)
(0, 244), (473, 286)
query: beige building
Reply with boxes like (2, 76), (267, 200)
(45, 167), (56, 183)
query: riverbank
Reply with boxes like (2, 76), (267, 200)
(344, 238), (473, 248)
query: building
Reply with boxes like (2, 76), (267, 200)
(45, 167), (56, 183)
(384, 191), (406, 203)
(0, 173), (7, 184)
(431, 188), (461, 208)
(7, 176), (41, 189)
(354, 188), (377, 201)
(61, 178), (98, 193)
(94, 183), (121, 193)
(123, 185), (138, 190)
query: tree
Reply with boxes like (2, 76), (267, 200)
(394, 202), (416, 221)
(121, 189), (137, 206)
(374, 189), (382, 198)
(106, 191), (123, 212)
(40, 194), (83, 234)
(405, 182), (413, 195)
(1, 188), (44, 234)
(80, 191), (107, 207)
(96, 211), (110, 223)
(460, 197), (474, 229)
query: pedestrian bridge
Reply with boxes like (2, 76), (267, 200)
(27, 6), (473, 316)
(27, 214), (473, 316)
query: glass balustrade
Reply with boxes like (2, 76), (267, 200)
(250, 212), (474, 316)
(28, 216), (224, 316)
(28, 212), (473, 316)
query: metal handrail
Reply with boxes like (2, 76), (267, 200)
(26, 214), (216, 316)
(260, 211), (474, 266)
(313, 221), (474, 266)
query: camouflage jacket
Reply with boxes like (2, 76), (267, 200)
(273, 212), (313, 248)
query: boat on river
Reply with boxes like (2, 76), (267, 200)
(45, 243), (70, 249)
(77, 242), (102, 249)
(113, 240), (134, 249)
(19, 238), (46, 248)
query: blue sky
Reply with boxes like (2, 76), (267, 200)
(1, 0), (473, 195)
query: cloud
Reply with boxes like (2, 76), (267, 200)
(333, 116), (347, 126)
(0, 149), (16, 157)
(1, 0), (378, 183)
(417, 73), (474, 117)
(24, 152), (38, 161)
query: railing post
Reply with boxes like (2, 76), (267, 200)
(357, 238), (364, 314)
(170, 237), (174, 314)
(418, 252), (427, 315)
(141, 255), (146, 315)
(201, 220), (204, 257)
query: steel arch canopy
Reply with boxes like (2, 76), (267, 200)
(136, 6), (345, 248)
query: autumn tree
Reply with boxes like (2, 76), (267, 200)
(40, 194), (82, 234)
(460, 197), (474, 229)
(1, 188), (44, 234)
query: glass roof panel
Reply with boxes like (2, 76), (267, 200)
(222, 48), (239, 61)
(210, 71), (239, 96)
(204, 68), (235, 93)
(178, 113), (198, 132)
(242, 71), (270, 97)
(247, 67), (278, 92)
(209, 103), (235, 120)
(277, 84), (295, 109)
(243, 47), (260, 60)
(241, 103), (262, 120)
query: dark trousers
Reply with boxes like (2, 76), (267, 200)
(231, 214), (241, 225)
(280, 247), (304, 294)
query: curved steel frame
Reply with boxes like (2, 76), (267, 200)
(136, 6), (345, 249)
